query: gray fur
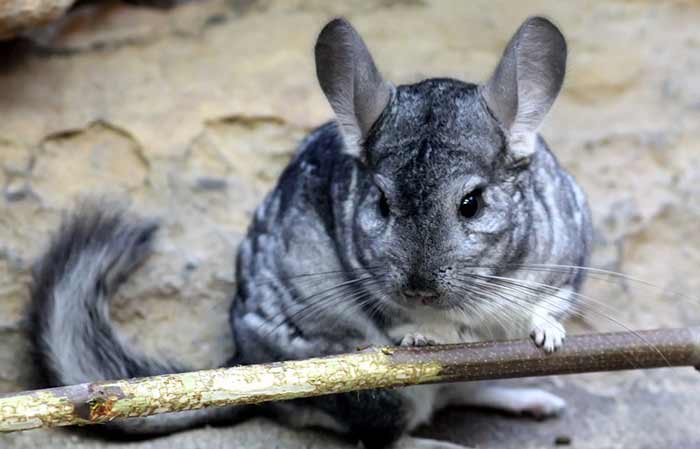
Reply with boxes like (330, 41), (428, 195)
(30, 17), (592, 448)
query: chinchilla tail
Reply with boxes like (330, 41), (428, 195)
(28, 203), (240, 437)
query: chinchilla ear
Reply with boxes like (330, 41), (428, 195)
(315, 18), (393, 160)
(481, 16), (567, 161)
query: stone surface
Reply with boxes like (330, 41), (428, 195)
(0, 0), (75, 39)
(1, 0), (700, 447)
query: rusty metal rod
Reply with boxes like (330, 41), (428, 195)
(2, 327), (699, 432)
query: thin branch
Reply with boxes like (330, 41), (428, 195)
(2, 327), (699, 432)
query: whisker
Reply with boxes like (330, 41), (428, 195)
(454, 277), (559, 335)
(258, 275), (391, 341)
(257, 280), (367, 339)
(317, 280), (396, 334)
(454, 275), (647, 369)
(454, 261), (700, 307)
(464, 273), (671, 367)
(450, 283), (520, 337)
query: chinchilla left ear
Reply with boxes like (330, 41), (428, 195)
(481, 17), (567, 162)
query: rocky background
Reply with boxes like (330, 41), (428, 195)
(1, 0), (700, 448)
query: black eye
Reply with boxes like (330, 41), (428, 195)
(379, 192), (390, 218)
(459, 190), (482, 218)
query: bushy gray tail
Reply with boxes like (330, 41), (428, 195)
(29, 204), (237, 437)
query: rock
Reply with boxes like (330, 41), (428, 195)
(0, 0), (75, 40)
(31, 122), (150, 206)
(1, 1), (700, 448)
(0, 418), (358, 449)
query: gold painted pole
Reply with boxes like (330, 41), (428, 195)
(2, 327), (700, 433)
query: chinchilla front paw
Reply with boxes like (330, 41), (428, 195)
(530, 316), (566, 353)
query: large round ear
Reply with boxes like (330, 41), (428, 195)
(481, 17), (567, 161)
(315, 18), (393, 160)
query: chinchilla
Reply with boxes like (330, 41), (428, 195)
(28, 16), (592, 449)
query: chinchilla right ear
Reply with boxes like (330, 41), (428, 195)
(315, 18), (393, 161)
(481, 17), (567, 162)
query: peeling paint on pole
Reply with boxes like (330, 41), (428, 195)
(2, 328), (699, 433)
(0, 390), (92, 431)
(0, 348), (443, 432)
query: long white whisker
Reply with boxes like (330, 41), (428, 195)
(467, 273), (671, 367)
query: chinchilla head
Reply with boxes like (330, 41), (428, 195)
(315, 18), (567, 311)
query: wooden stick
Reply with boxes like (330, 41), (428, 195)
(2, 327), (700, 433)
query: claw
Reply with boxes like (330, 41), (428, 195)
(400, 333), (438, 347)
